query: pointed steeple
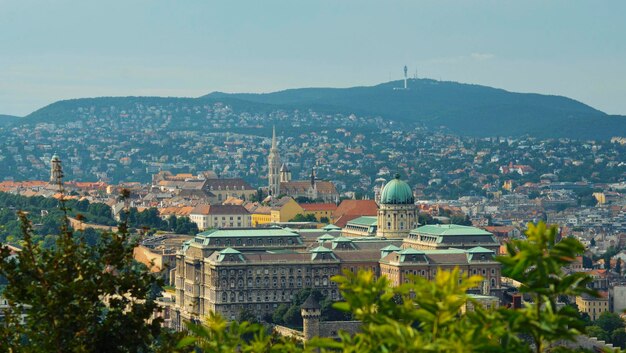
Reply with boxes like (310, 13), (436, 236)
(268, 126), (281, 196)
(271, 125), (277, 150)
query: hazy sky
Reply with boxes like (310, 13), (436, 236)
(1, 0), (625, 116)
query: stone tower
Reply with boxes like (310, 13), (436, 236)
(49, 154), (63, 184)
(376, 173), (418, 238)
(279, 163), (291, 183)
(301, 294), (321, 341)
(267, 126), (281, 196)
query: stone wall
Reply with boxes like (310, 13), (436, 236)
(273, 321), (361, 341)
(319, 321), (362, 338)
(273, 325), (304, 341)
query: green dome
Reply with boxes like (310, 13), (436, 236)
(380, 174), (414, 205)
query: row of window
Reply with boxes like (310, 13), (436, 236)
(211, 237), (298, 247)
(383, 267), (498, 276)
(216, 276), (333, 289)
(218, 288), (338, 303)
(217, 266), (335, 277)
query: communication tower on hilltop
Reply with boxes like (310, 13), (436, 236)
(404, 65), (408, 89)
(394, 65), (410, 90)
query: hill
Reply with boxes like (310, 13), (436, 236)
(204, 79), (626, 139)
(0, 114), (20, 127)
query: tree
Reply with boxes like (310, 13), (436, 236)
(167, 215), (178, 231)
(596, 312), (625, 333)
(272, 304), (289, 324)
(174, 217), (199, 235)
(612, 329), (626, 349)
(0, 190), (168, 352)
(590, 237), (596, 247)
(498, 222), (597, 353)
(617, 259), (622, 276)
(449, 214), (472, 226)
(290, 214), (317, 222)
(586, 325), (609, 341)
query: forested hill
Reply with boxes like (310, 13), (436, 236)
(15, 79), (626, 139)
(204, 79), (626, 140)
(0, 114), (20, 126)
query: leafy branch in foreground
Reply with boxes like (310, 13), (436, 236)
(498, 222), (600, 353)
(0, 190), (169, 353)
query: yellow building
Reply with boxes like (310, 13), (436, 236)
(301, 203), (337, 223)
(252, 212), (272, 227)
(244, 204), (273, 227)
(576, 292), (609, 321)
(270, 197), (304, 223)
(593, 192), (606, 205)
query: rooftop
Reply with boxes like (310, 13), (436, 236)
(196, 228), (298, 238)
(412, 224), (493, 236)
(347, 216), (378, 226)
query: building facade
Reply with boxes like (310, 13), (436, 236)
(379, 247), (502, 291)
(190, 205), (251, 230)
(577, 292), (609, 321)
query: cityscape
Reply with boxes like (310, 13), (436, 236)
(1, 1), (626, 352)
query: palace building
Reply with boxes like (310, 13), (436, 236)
(171, 223), (502, 329)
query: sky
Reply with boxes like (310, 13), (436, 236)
(1, 0), (625, 116)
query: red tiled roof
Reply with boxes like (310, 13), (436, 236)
(333, 200), (378, 227)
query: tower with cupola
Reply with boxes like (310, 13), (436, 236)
(376, 173), (418, 238)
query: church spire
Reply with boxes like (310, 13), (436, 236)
(268, 126), (281, 196)
(271, 125), (277, 150)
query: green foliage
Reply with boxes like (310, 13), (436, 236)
(449, 214), (472, 226)
(612, 330), (626, 349)
(498, 222), (599, 352)
(289, 214), (317, 222)
(0, 191), (116, 247)
(325, 268), (508, 353)
(0, 193), (169, 352)
(596, 312), (625, 333)
(177, 312), (308, 353)
(587, 326), (609, 342)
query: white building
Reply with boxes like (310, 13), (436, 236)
(190, 205), (251, 230)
